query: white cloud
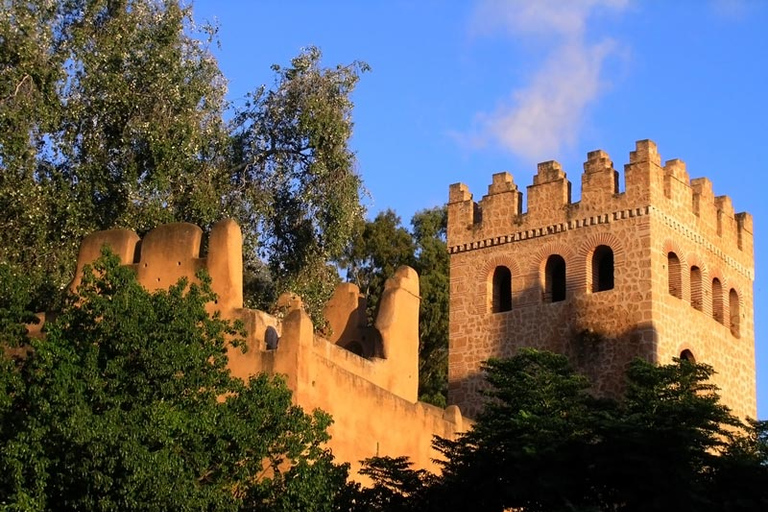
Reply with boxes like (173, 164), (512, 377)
(469, 0), (629, 161)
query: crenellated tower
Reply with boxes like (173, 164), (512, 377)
(447, 140), (755, 419)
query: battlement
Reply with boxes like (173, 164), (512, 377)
(70, 220), (243, 314)
(447, 140), (753, 263)
(60, 219), (464, 478)
(447, 139), (756, 420)
(68, 219), (426, 402)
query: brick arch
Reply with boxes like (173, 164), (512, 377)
(479, 255), (522, 281)
(531, 242), (575, 302)
(577, 233), (625, 293)
(686, 253), (707, 312)
(727, 283), (744, 339)
(530, 241), (576, 274)
(662, 239), (686, 300)
(709, 268), (726, 325)
(479, 255), (522, 314)
(662, 239), (686, 264)
(675, 343), (700, 363)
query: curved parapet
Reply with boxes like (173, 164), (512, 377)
(136, 223), (204, 292)
(69, 220), (247, 316)
(207, 219), (243, 312)
(375, 266), (420, 402)
(69, 228), (140, 292)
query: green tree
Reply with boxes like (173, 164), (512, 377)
(344, 209), (416, 319)
(230, 46), (368, 322)
(0, 252), (349, 511)
(343, 207), (448, 406)
(1, 2), (368, 324)
(358, 349), (768, 512)
(0, 0), (229, 312)
(410, 207), (448, 406)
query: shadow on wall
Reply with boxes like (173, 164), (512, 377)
(448, 305), (661, 420)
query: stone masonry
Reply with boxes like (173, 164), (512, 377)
(447, 140), (755, 420)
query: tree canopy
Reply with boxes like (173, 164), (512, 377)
(0, 0), (367, 323)
(342, 207), (449, 406)
(0, 253), (349, 511)
(358, 349), (768, 512)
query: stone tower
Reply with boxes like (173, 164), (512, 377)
(447, 140), (755, 419)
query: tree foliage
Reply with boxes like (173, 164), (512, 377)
(359, 349), (768, 512)
(1, 0), (229, 311)
(229, 47), (368, 321)
(343, 207), (448, 406)
(1, 1), (367, 322)
(0, 252), (349, 511)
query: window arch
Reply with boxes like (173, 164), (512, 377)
(729, 288), (740, 338)
(491, 266), (512, 313)
(680, 349), (696, 363)
(667, 252), (681, 298)
(544, 255), (566, 303)
(690, 266), (702, 311)
(592, 245), (614, 292)
(712, 278), (724, 324)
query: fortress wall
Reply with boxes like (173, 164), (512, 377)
(447, 140), (752, 259)
(67, 220), (461, 478)
(449, 216), (654, 418)
(651, 218), (756, 418)
(273, 310), (463, 479)
(448, 139), (755, 419)
(222, 307), (464, 480)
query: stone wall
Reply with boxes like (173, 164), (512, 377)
(447, 140), (755, 420)
(66, 220), (465, 479)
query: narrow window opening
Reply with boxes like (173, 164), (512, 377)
(690, 266), (702, 311)
(545, 255), (566, 303)
(492, 266), (512, 313)
(729, 289), (740, 338)
(668, 252), (682, 298)
(592, 245), (614, 292)
(680, 349), (696, 363)
(712, 278), (724, 324)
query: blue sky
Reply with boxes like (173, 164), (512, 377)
(192, 0), (768, 417)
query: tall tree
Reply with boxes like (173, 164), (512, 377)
(0, 252), (350, 511)
(230, 46), (368, 321)
(410, 207), (449, 406)
(0, 0), (229, 311)
(344, 209), (416, 319)
(1, 2), (369, 322)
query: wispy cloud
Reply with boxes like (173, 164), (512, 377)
(468, 0), (629, 162)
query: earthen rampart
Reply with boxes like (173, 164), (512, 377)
(63, 220), (465, 479)
(448, 140), (755, 420)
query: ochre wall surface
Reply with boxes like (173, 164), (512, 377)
(447, 140), (755, 420)
(67, 219), (464, 479)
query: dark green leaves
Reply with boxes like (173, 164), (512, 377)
(0, 251), (349, 511)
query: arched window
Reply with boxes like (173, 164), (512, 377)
(668, 252), (681, 298)
(492, 266), (512, 313)
(690, 266), (702, 311)
(680, 349), (696, 363)
(592, 245), (614, 292)
(265, 326), (279, 350)
(712, 278), (724, 324)
(544, 255), (566, 303)
(729, 288), (740, 338)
